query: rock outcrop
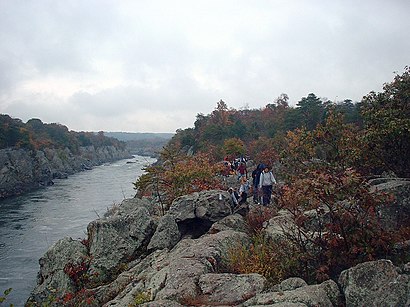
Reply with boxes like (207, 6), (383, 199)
(372, 179), (410, 231)
(87, 204), (157, 284)
(339, 259), (409, 307)
(0, 145), (131, 199)
(27, 188), (410, 306)
(243, 278), (342, 306)
(28, 237), (89, 303)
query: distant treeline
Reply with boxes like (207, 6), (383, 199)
(0, 115), (126, 152)
(103, 132), (174, 157)
(104, 132), (174, 142)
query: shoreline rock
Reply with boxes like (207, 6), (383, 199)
(0, 146), (132, 200)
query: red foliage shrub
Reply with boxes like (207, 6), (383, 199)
(246, 206), (277, 235)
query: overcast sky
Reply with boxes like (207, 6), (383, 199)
(0, 0), (409, 133)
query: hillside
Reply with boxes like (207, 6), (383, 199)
(103, 132), (174, 142)
(0, 116), (132, 199)
(0, 116), (126, 152)
(104, 132), (174, 157)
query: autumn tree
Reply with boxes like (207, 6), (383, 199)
(248, 136), (279, 167)
(276, 110), (396, 280)
(212, 99), (231, 126)
(296, 93), (327, 130)
(0, 115), (31, 149)
(360, 66), (410, 177)
(134, 145), (223, 213)
(223, 137), (245, 160)
(278, 167), (393, 281)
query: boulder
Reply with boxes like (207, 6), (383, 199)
(243, 279), (342, 306)
(339, 259), (410, 307)
(373, 180), (410, 231)
(105, 197), (154, 217)
(263, 210), (295, 241)
(154, 230), (251, 302)
(147, 190), (236, 252)
(160, 189), (233, 239)
(198, 273), (266, 305)
(26, 237), (88, 304)
(91, 249), (170, 306)
(209, 213), (249, 234)
(274, 277), (308, 291)
(87, 204), (156, 283)
(147, 214), (180, 251)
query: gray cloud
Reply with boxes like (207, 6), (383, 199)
(0, 0), (409, 132)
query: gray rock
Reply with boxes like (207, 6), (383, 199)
(166, 190), (233, 239)
(147, 214), (180, 251)
(320, 279), (344, 307)
(87, 205), (156, 283)
(244, 279), (342, 306)
(373, 180), (410, 231)
(198, 273), (266, 305)
(339, 259), (410, 307)
(263, 210), (295, 241)
(277, 277), (308, 291)
(26, 237), (88, 304)
(403, 261), (410, 274)
(168, 190), (232, 222)
(106, 197), (154, 217)
(140, 300), (183, 307)
(147, 190), (237, 252)
(154, 230), (251, 302)
(0, 148), (37, 197)
(93, 249), (170, 306)
(209, 213), (248, 234)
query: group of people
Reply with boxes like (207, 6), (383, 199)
(222, 156), (248, 178)
(228, 162), (277, 208)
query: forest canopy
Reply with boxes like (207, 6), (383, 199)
(0, 116), (125, 152)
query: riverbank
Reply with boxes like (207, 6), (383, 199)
(0, 145), (132, 200)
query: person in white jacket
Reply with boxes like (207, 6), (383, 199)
(258, 166), (277, 205)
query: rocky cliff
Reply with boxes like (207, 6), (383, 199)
(26, 181), (410, 306)
(0, 145), (132, 199)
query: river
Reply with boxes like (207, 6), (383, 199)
(0, 155), (156, 306)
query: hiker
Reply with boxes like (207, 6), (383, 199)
(237, 161), (247, 180)
(258, 165), (277, 205)
(222, 161), (231, 177)
(228, 187), (239, 209)
(238, 176), (249, 204)
(251, 163), (264, 204)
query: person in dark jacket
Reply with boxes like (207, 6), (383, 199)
(237, 162), (247, 180)
(251, 163), (264, 204)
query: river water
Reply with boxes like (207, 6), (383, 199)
(0, 155), (156, 306)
